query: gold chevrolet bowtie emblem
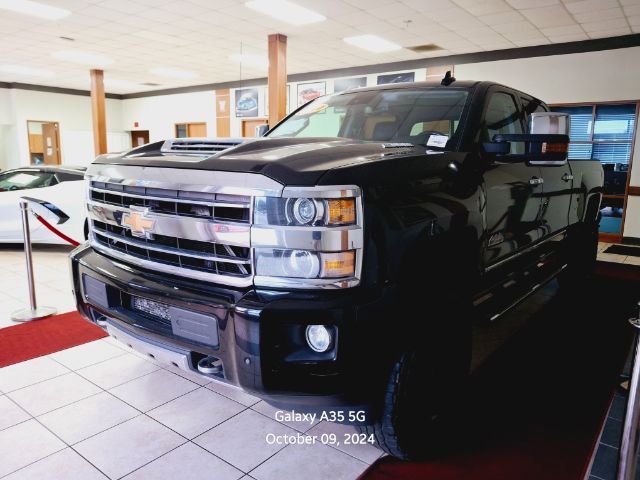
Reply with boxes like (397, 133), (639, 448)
(121, 210), (155, 238)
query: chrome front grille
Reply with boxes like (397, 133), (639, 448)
(85, 165), (284, 288)
(89, 181), (250, 223)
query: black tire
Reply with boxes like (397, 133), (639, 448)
(359, 303), (472, 460)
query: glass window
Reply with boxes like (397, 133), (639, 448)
(175, 124), (187, 138)
(268, 88), (469, 148)
(0, 170), (56, 191)
(552, 102), (638, 235)
(55, 171), (84, 183)
(553, 106), (592, 141)
(483, 92), (524, 154)
(594, 104), (636, 141)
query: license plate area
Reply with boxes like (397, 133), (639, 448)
(128, 294), (219, 347)
(131, 295), (171, 322)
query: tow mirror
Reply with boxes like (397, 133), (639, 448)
(255, 124), (269, 137)
(484, 113), (570, 165)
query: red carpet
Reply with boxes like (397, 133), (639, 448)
(0, 311), (107, 367)
(358, 274), (635, 480)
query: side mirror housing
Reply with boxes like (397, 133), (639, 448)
(255, 124), (269, 137)
(486, 113), (570, 165)
(529, 112), (570, 135)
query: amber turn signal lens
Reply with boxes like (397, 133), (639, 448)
(542, 142), (568, 153)
(321, 251), (355, 278)
(326, 198), (356, 225)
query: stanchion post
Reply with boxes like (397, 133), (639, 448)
(617, 302), (640, 480)
(10, 200), (57, 322)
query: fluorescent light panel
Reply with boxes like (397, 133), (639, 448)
(0, 64), (54, 78)
(0, 0), (70, 20)
(245, 0), (325, 25)
(149, 67), (198, 80)
(229, 53), (269, 69)
(52, 50), (114, 67)
(344, 35), (402, 53)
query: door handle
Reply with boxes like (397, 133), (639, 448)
(529, 177), (544, 186)
(562, 173), (573, 182)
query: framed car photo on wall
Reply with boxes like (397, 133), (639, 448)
(235, 88), (259, 117)
(297, 81), (325, 107)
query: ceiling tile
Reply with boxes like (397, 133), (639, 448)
(581, 17), (630, 32)
(520, 5), (576, 27)
(563, 0), (620, 14)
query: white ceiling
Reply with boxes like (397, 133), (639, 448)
(0, 0), (639, 94)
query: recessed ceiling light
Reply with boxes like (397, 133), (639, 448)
(0, 0), (70, 20)
(0, 64), (54, 78)
(149, 67), (198, 80)
(229, 53), (269, 69)
(245, 0), (325, 25)
(344, 35), (402, 53)
(52, 50), (114, 67)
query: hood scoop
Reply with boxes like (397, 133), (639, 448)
(160, 138), (244, 155)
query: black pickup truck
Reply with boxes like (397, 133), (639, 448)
(70, 80), (603, 460)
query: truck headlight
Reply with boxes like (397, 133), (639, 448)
(252, 185), (362, 289)
(255, 249), (355, 279)
(254, 197), (356, 226)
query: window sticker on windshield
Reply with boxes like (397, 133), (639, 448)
(427, 134), (448, 148)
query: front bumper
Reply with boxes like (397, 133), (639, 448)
(70, 244), (392, 416)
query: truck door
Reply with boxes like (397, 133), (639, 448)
(520, 95), (574, 237)
(482, 89), (545, 268)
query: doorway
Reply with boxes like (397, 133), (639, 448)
(27, 120), (61, 165)
(242, 118), (268, 138)
(175, 122), (207, 138)
(131, 130), (150, 147)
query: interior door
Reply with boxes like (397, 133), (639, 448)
(42, 123), (60, 165)
(187, 123), (207, 137)
(131, 130), (149, 147)
(242, 119), (268, 137)
(482, 89), (545, 267)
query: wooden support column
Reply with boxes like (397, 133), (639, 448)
(215, 88), (231, 137)
(90, 69), (107, 155)
(268, 33), (287, 129)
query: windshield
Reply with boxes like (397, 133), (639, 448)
(268, 88), (469, 148)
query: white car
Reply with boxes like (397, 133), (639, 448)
(0, 166), (87, 244)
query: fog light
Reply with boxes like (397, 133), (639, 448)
(305, 325), (333, 353)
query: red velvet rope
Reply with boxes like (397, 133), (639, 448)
(31, 212), (80, 246)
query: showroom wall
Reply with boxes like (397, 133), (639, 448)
(0, 88), (127, 171)
(455, 46), (640, 239)
(120, 90), (217, 142)
(2, 45), (640, 237)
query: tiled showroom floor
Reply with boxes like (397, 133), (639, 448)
(0, 245), (382, 479)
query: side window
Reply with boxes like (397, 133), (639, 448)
(483, 92), (525, 154)
(55, 172), (83, 183)
(0, 171), (56, 191)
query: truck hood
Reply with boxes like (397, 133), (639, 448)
(93, 137), (455, 185)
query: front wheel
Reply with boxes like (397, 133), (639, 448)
(359, 305), (472, 459)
